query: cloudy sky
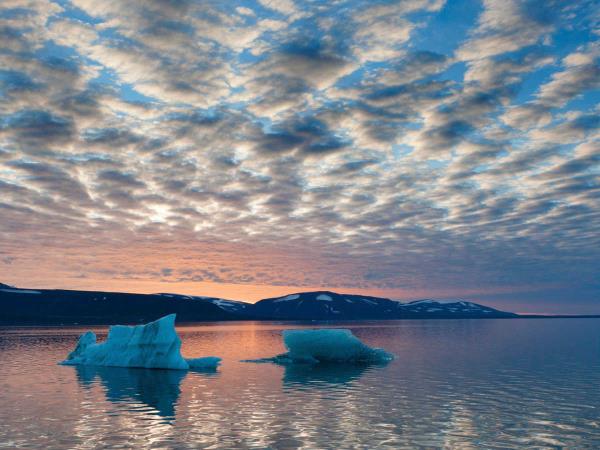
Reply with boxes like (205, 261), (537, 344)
(1, 0), (599, 313)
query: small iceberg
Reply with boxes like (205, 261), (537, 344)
(61, 314), (221, 370)
(246, 328), (394, 364)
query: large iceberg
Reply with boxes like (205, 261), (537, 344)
(61, 314), (220, 370)
(247, 328), (394, 364)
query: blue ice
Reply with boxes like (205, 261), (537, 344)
(247, 328), (394, 364)
(61, 314), (221, 370)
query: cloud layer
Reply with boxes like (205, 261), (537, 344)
(0, 0), (598, 312)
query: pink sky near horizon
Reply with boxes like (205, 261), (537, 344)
(1, 235), (591, 314)
(2, 272), (569, 315)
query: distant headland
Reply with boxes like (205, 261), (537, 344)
(1, 283), (598, 325)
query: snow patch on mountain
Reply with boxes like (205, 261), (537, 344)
(0, 288), (41, 294)
(155, 293), (247, 313)
(273, 294), (300, 302)
(359, 298), (377, 305)
(207, 298), (247, 312)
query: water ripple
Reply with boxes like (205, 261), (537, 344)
(1, 319), (600, 448)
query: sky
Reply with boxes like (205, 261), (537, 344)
(0, 0), (599, 314)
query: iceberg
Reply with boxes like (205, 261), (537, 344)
(61, 314), (221, 370)
(246, 328), (394, 364)
(187, 356), (222, 370)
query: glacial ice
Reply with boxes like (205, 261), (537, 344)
(187, 356), (222, 369)
(246, 328), (394, 364)
(61, 314), (221, 370)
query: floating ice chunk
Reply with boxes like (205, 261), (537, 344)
(246, 329), (393, 364)
(186, 356), (222, 369)
(66, 330), (96, 361)
(282, 329), (393, 363)
(316, 294), (332, 301)
(61, 314), (221, 370)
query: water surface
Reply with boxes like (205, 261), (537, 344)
(1, 319), (599, 448)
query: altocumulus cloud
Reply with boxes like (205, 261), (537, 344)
(0, 0), (599, 312)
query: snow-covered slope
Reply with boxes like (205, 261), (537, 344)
(252, 291), (397, 319)
(250, 291), (515, 320)
(156, 293), (249, 314)
(0, 286), (240, 325)
(0, 288), (41, 294)
(398, 299), (502, 315)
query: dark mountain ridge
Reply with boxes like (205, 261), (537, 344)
(0, 284), (524, 325)
(251, 291), (516, 320)
(0, 287), (236, 325)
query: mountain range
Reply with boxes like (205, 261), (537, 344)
(0, 283), (520, 325)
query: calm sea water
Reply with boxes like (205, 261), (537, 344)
(1, 319), (599, 449)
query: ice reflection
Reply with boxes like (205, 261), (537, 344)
(282, 361), (390, 388)
(75, 366), (190, 421)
